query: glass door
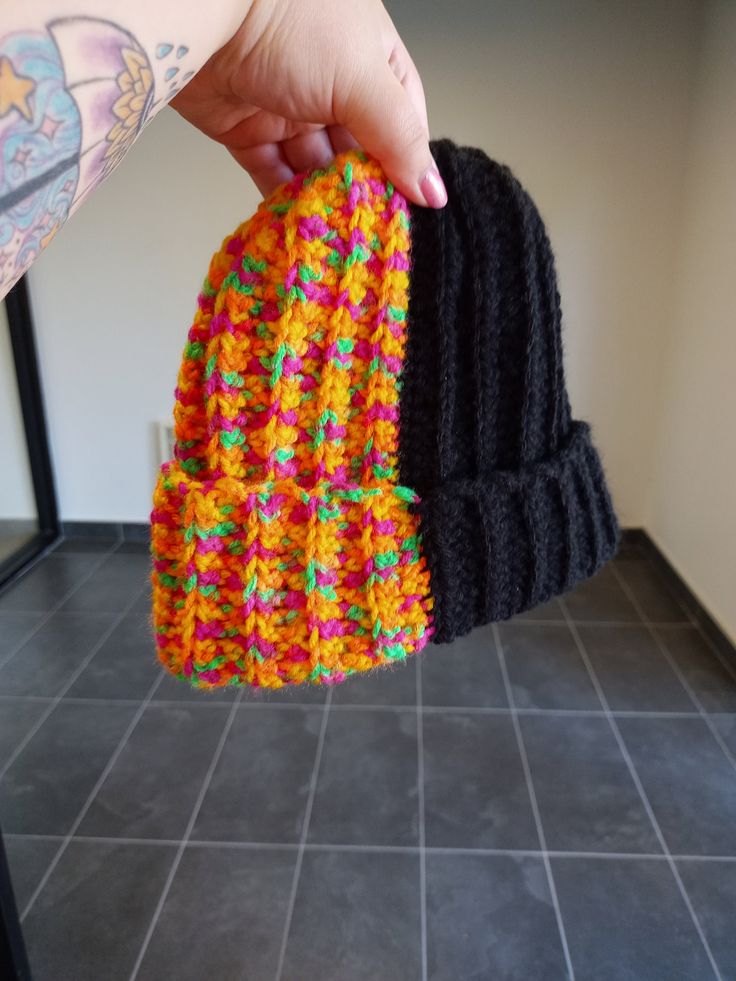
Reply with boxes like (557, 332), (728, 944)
(0, 277), (58, 584)
(0, 298), (38, 562)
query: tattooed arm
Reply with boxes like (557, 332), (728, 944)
(0, 2), (245, 295)
(0, 0), (442, 298)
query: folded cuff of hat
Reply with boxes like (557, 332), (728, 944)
(151, 470), (435, 688)
(414, 420), (621, 643)
(151, 419), (617, 688)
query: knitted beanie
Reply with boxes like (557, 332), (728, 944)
(150, 139), (619, 689)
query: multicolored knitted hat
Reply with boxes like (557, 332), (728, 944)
(150, 139), (619, 689)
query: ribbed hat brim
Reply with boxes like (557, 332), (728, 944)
(415, 420), (620, 641)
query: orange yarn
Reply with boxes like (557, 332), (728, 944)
(151, 152), (433, 688)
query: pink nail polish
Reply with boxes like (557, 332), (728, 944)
(421, 167), (448, 208)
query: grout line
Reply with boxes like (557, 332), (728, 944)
(9, 831), (736, 863)
(688, 624), (736, 688)
(233, 700), (709, 719)
(0, 692), (726, 720)
(609, 563), (736, 776)
(418, 706), (701, 718)
(19, 669), (164, 920)
(493, 623), (576, 981)
(416, 657), (428, 981)
(614, 554), (736, 685)
(8, 833), (181, 846)
(0, 694), (152, 707)
(0, 544), (118, 671)
(560, 595), (724, 981)
(0, 617), (49, 672)
(110, 537), (137, 554)
(613, 554), (697, 626)
(273, 689), (332, 981)
(504, 618), (691, 628)
(127, 691), (245, 980)
(631, 541), (734, 645)
(0, 581), (150, 784)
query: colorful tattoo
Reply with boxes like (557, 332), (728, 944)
(0, 17), (189, 293)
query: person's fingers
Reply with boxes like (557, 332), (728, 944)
(327, 125), (359, 156)
(281, 129), (336, 174)
(388, 39), (429, 136)
(337, 63), (446, 208)
(229, 142), (294, 196)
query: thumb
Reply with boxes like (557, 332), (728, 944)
(338, 66), (447, 209)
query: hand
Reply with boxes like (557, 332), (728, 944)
(170, 0), (447, 208)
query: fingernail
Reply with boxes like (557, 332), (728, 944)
(420, 166), (448, 208)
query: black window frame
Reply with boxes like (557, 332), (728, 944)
(0, 274), (60, 980)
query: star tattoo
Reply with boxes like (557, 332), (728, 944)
(0, 55), (35, 120)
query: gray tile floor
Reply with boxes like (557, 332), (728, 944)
(1, 538), (736, 980)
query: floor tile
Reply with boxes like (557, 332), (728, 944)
(0, 700), (51, 768)
(426, 853), (567, 981)
(423, 712), (537, 849)
(618, 716), (736, 855)
(60, 553), (150, 614)
(21, 840), (175, 981)
(512, 597), (565, 622)
(115, 540), (150, 554)
(138, 845), (295, 981)
(655, 627), (736, 713)
(0, 554), (100, 612)
(78, 704), (231, 840)
(520, 715), (660, 853)
(308, 709), (418, 845)
(0, 611), (46, 662)
(65, 611), (160, 700)
(330, 657), (417, 706)
(421, 625), (508, 708)
(281, 850), (421, 981)
(131, 585), (153, 615)
(5, 836), (59, 912)
(562, 564), (640, 623)
(193, 706), (322, 843)
(0, 612), (116, 697)
(577, 625), (694, 712)
(711, 714), (736, 755)
(0, 701), (136, 834)
(613, 559), (690, 623)
(553, 857), (715, 980)
(498, 623), (601, 710)
(677, 859), (736, 979)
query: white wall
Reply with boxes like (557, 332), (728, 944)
(647, 0), (736, 643)
(389, 0), (702, 531)
(28, 111), (260, 523)
(28, 0), (702, 528)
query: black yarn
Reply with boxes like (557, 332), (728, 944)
(400, 139), (620, 643)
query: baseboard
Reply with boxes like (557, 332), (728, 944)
(61, 520), (149, 543)
(622, 528), (735, 662)
(59, 522), (734, 661)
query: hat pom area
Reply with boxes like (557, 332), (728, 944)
(151, 153), (434, 689)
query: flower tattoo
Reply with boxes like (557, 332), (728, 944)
(0, 16), (185, 293)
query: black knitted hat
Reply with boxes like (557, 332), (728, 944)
(400, 139), (620, 643)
